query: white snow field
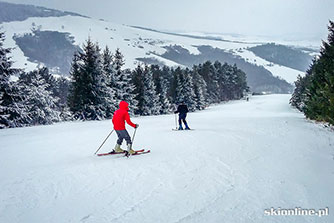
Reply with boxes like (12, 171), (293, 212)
(0, 94), (333, 223)
(2, 15), (312, 83)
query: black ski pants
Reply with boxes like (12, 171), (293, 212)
(115, 130), (132, 145)
(178, 113), (188, 127)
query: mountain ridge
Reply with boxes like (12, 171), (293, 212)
(1, 1), (312, 92)
(0, 1), (87, 23)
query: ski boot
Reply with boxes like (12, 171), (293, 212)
(111, 144), (124, 154)
(178, 125), (183, 130)
(125, 144), (136, 157)
(185, 124), (191, 130)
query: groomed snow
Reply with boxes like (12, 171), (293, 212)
(0, 94), (333, 223)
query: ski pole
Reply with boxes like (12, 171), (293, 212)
(130, 127), (137, 150)
(175, 113), (178, 130)
(94, 129), (114, 154)
(125, 128), (138, 158)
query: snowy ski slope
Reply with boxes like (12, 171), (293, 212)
(0, 94), (333, 223)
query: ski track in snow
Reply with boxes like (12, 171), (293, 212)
(0, 94), (333, 223)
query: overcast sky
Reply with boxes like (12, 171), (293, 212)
(4, 0), (334, 41)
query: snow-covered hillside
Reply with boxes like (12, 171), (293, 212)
(1, 94), (333, 223)
(1, 13), (315, 84)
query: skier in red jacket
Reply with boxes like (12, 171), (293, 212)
(111, 101), (138, 155)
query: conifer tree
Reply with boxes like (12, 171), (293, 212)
(132, 65), (145, 115)
(173, 68), (196, 110)
(142, 65), (161, 115)
(199, 61), (219, 103)
(158, 67), (173, 114)
(112, 48), (126, 101)
(218, 63), (230, 101)
(231, 64), (248, 99)
(179, 68), (196, 111)
(102, 46), (114, 85)
(290, 74), (310, 111)
(0, 31), (21, 128)
(192, 66), (207, 110)
(101, 46), (117, 116)
(68, 39), (110, 120)
(150, 65), (172, 114)
(122, 68), (138, 114)
(54, 76), (72, 120)
(224, 64), (237, 100)
(291, 20), (334, 124)
(68, 52), (83, 118)
(111, 49), (137, 113)
(18, 69), (61, 125)
(173, 67), (183, 104)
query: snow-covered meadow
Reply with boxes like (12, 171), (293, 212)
(0, 94), (333, 223)
(2, 15), (311, 84)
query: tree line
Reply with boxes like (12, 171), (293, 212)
(1, 35), (249, 129)
(290, 21), (334, 125)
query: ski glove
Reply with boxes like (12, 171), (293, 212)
(135, 124), (139, 128)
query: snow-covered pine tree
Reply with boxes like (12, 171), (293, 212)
(112, 49), (137, 113)
(132, 65), (145, 115)
(39, 67), (57, 93)
(112, 48), (126, 102)
(68, 52), (83, 118)
(216, 62), (229, 101)
(291, 20), (334, 124)
(209, 61), (221, 103)
(121, 68), (138, 114)
(91, 42), (105, 119)
(102, 46), (115, 86)
(197, 61), (220, 104)
(150, 65), (172, 114)
(81, 39), (105, 120)
(227, 64), (242, 100)
(54, 76), (72, 120)
(68, 39), (111, 120)
(174, 67), (196, 111)
(93, 44), (116, 119)
(223, 63), (236, 100)
(18, 69), (61, 126)
(172, 67), (183, 104)
(181, 68), (196, 111)
(90, 42), (115, 119)
(102, 46), (117, 116)
(35, 67), (72, 120)
(142, 65), (161, 115)
(158, 66), (173, 114)
(0, 30), (21, 128)
(192, 66), (207, 110)
(290, 74), (309, 111)
(232, 64), (248, 99)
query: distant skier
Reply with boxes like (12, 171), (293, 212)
(174, 102), (190, 130)
(111, 101), (139, 155)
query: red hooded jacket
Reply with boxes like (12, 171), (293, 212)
(112, 101), (136, 130)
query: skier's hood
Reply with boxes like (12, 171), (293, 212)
(119, 101), (129, 111)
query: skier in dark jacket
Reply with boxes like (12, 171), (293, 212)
(174, 102), (190, 130)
